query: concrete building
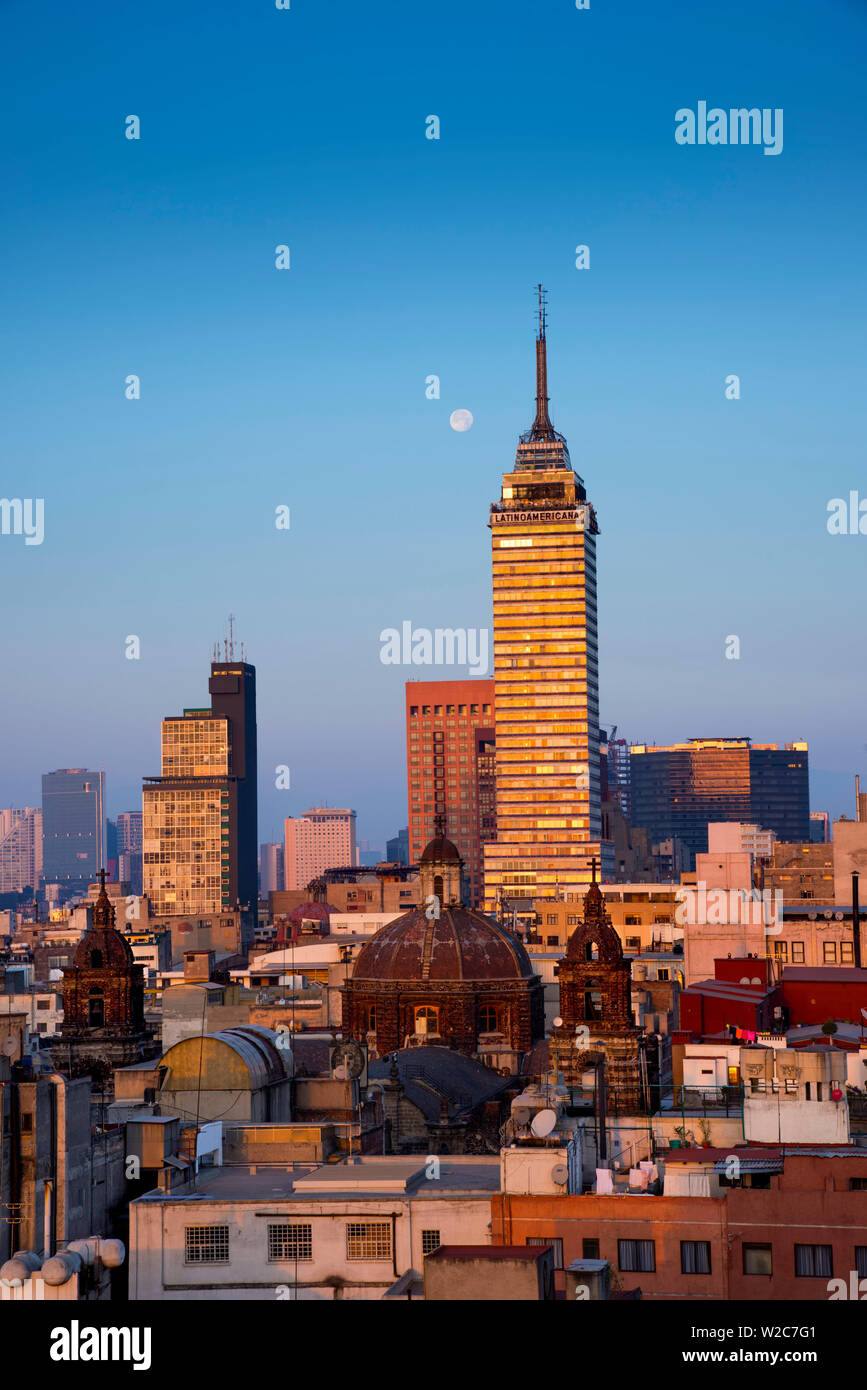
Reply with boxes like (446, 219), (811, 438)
(143, 657), (258, 924)
(405, 679), (495, 907)
(0, 807), (42, 893)
(424, 1244), (556, 1300)
(483, 292), (612, 911)
(129, 1155), (499, 1300)
(284, 808), (357, 891)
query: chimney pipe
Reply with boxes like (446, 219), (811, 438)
(853, 872), (862, 970)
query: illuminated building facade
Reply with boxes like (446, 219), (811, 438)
(629, 738), (810, 867)
(482, 291), (611, 913)
(405, 679), (495, 908)
(143, 655), (258, 920)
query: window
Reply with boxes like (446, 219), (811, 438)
(527, 1237), (564, 1269)
(791, 941), (805, 963)
(625, 937), (640, 951)
(346, 1223), (392, 1261)
(421, 1229), (441, 1256)
(657, 968), (670, 982)
(856, 1247), (867, 1277)
(90, 949), (103, 969)
(743, 1243), (773, 1276)
(840, 941), (854, 964)
(850, 1179), (867, 1192)
(36, 999), (50, 1010)
(546, 935), (559, 946)
(415, 1005), (439, 1034)
(773, 941), (787, 961)
(582, 1238), (600, 1260)
(681, 1241), (711, 1274)
(618, 1239), (655, 1272)
(478, 1004), (499, 1033)
(185, 1225), (229, 1264)
(20, 1113), (33, 1132)
(88, 988), (104, 1028)
(795, 1244), (832, 1278)
(823, 942), (837, 964)
(268, 1224), (312, 1262)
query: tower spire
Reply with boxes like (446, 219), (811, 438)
(529, 283), (556, 441)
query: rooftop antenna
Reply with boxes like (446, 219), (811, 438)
(228, 614), (235, 661)
(529, 283), (555, 441)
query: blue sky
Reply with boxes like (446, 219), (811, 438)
(1, 0), (865, 847)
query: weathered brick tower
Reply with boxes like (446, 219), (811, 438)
(552, 862), (646, 1111)
(57, 871), (158, 1085)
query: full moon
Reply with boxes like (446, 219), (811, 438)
(449, 408), (473, 432)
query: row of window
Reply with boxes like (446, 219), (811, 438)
(546, 1238), (867, 1278)
(409, 705), (491, 717)
(184, 1223), (441, 1265)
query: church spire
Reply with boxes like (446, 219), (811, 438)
(529, 283), (557, 442)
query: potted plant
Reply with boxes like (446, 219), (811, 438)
(671, 1124), (694, 1149)
(698, 1118), (712, 1147)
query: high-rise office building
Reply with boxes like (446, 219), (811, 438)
(600, 727), (631, 818)
(41, 770), (105, 899)
(117, 811), (143, 894)
(405, 679), (495, 907)
(143, 656), (258, 918)
(482, 291), (611, 913)
(0, 808), (42, 893)
(386, 827), (410, 865)
(259, 841), (284, 895)
(629, 737), (810, 867)
(283, 808), (357, 890)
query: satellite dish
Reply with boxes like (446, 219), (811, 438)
(2, 1038), (17, 1056)
(553, 1017), (563, 1029)
(531, 1108), (557, 1138)
(551, 1163), (569, 1186)
(512, 1107), (531, 1126)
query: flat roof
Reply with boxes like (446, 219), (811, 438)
(426, 1245), (543, 1261)
(135, 1157), (501, 1204)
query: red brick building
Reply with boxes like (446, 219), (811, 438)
(57, 872), (157, 1083)
(551, 868), (646, 1109)
(406, 679), (495, 908)
(491, 1148), (867, 1299)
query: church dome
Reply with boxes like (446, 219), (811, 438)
(72, 876), (135, 969)
(419, 834), (461, 865)
(351, 905), (534, 982)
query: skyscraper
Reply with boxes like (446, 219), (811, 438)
(283, 807), (357, 890)
(259, 841), (284, 895)
(405, 679), (495, 907)
(629, 737), (810, 866)
(117, 811), (143, 894)
(41, 770), (105, 900)
(0, 808), (42, 893)
(142, 654), (258, 918)
(482, 290), (611, 913)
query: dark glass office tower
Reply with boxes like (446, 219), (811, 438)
(41, 769), (105, 898)
(629, 738), (809, 867)
(209, 658), (258, 916)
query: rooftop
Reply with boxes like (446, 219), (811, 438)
(137, 1156), (501, 1203)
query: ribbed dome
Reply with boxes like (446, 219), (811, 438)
(419, 834), (461, 865)
(72, 926), (135, 970)
(351, 906), (534, 982)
